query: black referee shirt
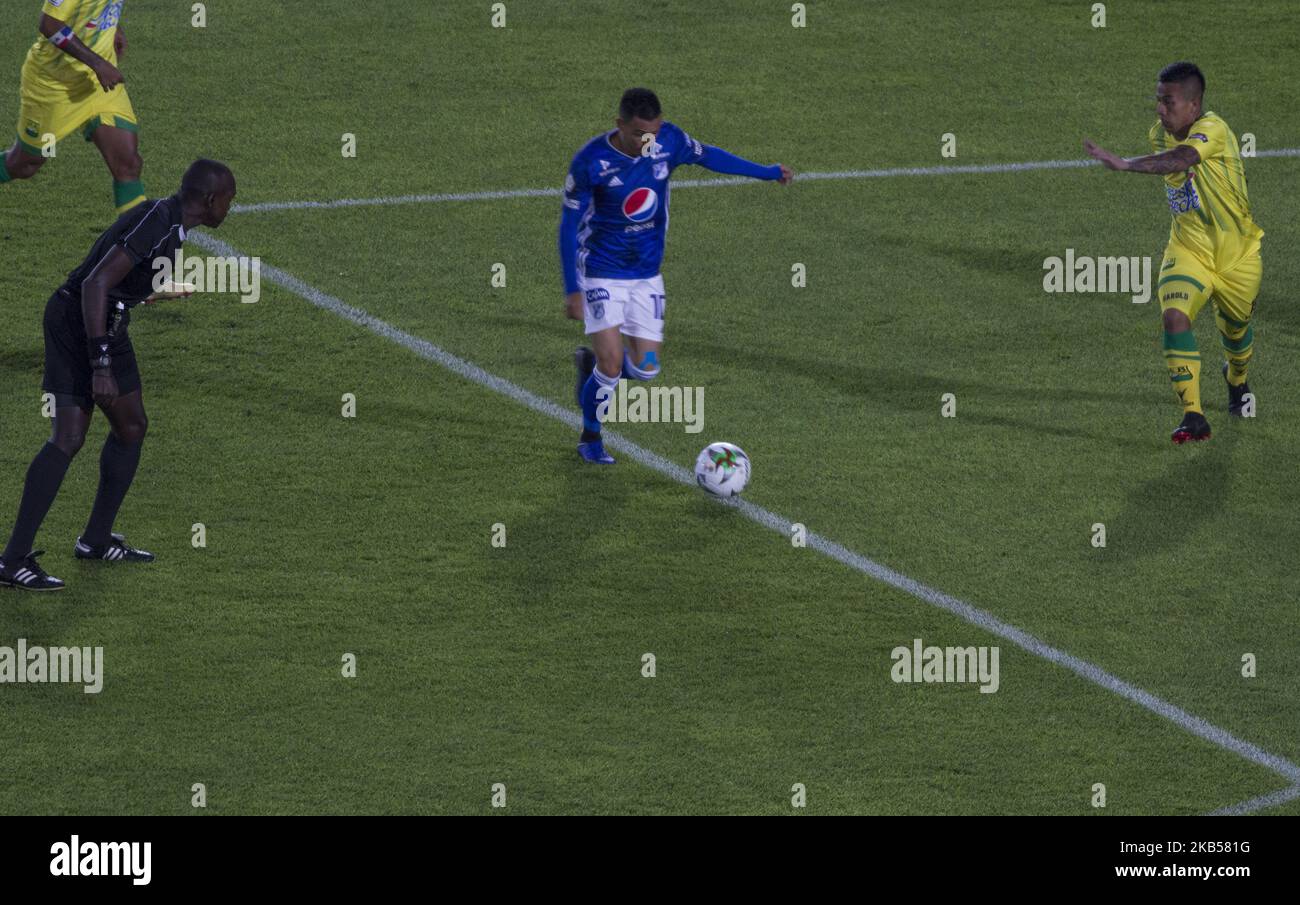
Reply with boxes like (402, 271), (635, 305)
(57, 195), (189, 332)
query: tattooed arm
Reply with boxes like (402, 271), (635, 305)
(1082, 139), (1200, 174)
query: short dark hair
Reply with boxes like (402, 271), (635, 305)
(180, 158), (234, 200)
(1158, 61), (1205, 99)
(619, 88), (662, 122)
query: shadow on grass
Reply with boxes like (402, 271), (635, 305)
(484, 446), (634, 606)
(1099, 421), (1240, 562)
(461, 314), (1165, 455)
(868, 231), (1050, 283)
(947, 411), (1156, 452)
(676, 336), (1140, 408)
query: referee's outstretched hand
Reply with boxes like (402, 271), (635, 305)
(93, 370), (119, 408)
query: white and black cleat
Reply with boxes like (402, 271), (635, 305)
(0, 551), (65, 591)
(74, 533), (156, 563)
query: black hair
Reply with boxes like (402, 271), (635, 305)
(180, 159), (234, 200)
(619, 88), (662, 122)
(1158, 61), (1205, 99)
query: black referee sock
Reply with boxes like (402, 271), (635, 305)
(82, 434), (143, 547)
(3, 442), (73, 562)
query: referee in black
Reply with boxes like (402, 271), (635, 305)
(1, 159), (236, 591)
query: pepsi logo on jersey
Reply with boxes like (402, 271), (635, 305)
(622, 187), (658, 222)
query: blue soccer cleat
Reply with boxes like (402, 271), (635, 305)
(577, 440), (615, 464)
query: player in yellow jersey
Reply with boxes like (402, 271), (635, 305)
(1084, 62), (1263, 444)
(1, 1), (146, 214)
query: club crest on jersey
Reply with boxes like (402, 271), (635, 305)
(88, 1), (123, 30)
(1166, 178), (1201, 215)
(653, 162), (668, 181)
(622, 187), (658, 222)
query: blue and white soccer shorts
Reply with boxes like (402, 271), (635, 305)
(580, 274), (665, 343)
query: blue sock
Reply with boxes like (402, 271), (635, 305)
(621, 349), (661, 381)
(580, 366), (620, 435)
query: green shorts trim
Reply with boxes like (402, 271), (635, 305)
(1157, 274), (1206, 293)
(82, 114), (139, 142)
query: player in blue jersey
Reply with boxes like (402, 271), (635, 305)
(558, 88), (793, 464)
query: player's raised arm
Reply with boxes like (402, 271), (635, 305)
(39, 11), (123, 92)
(667, 124), (793, 183)
(1083, 138), (1199, 174)
(698, 145), (793, 182)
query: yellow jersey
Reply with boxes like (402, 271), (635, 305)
(26, 0), (123, 85)
(1148, 111), (1263, 272)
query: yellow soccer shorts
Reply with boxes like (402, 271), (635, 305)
(1157, 241), (1262, 325)
(15, 59), (137, 156)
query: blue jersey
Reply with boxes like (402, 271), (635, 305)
(558, 121), (781, 293)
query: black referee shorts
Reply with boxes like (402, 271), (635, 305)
(42, 290), (141, 410)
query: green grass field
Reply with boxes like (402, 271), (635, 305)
(2, 0), (1298, 815)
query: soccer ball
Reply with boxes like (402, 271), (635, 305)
(694, 442), (751, 497)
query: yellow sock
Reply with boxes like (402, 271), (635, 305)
(1215, 310), (1253, 387)
(1163, 329), (1202, 414)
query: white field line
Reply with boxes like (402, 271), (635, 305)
(1208, 785), (1300, 817)
(189, 229), (1300, 814)
(229, 148), (1300, 215)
